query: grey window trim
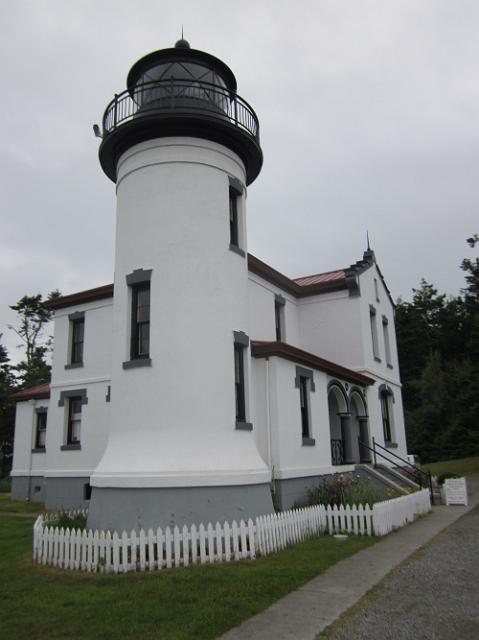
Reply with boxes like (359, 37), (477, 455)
(378, 383), (395, 402)
(60, 444), (82, 451)
(126, 268), (152, 286)
(31, 448), (46, 454)
(369, 304), (376, 315)
(65, 362), (84, 370)
(35, 406), (48, 414)
(384, 441), (398, 449)
(302, 437), (316, 446)
(228, 176), (244, 194)
(229, 243), (246, 258)
(123, 357), (152, 369)
(294, 366), (316, 392)
(233, 331), (250, 347)
(382, 315), (389, 326)
(68, 311), (85, 322)
(236, 421), (253, 431)
(58, 389), (88, 407)
(105, 385), (111, 402)
(275, 294), (286, 306)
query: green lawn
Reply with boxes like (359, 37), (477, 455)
(422, 456), (479, 478)
(0, 514), (376, 640)
(0, 493), (44, 514)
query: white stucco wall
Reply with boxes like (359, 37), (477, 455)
(92, 137), (270, 489)
(248, 275), (300, 346)
(51, 299), (113, 383)
(12, 298), (114, 482)
(357, 265), (401, 381)
(297, 291), (364, 369)
(252, 357), (357, 480)
(42, 382), (111, 478)
(11, 398), (49, 477)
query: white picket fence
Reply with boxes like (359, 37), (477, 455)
(32, 489), (431, 573)
(372, 488), (431, 536)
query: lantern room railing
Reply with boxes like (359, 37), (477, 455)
(101, 79), (260, 143)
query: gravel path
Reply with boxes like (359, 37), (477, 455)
(319, 505), (479, 640)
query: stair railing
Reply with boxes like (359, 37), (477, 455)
(358, 437), (433, 500)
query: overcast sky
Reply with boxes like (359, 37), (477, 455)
(1, 0), (478, 362)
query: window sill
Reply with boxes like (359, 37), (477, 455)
(384, 441), (398, 449)
(229, 244), (246, 258)
(61, 444), (82, 451)
(302, 437), (316, 446)
(31, 448), (46, 454)
(65, 362), (84, 370)
(123, 358), (152, 369)
(236, 421), (253, 431)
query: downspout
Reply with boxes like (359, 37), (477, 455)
(265, 357), (274, 494)
(27, 400), (35, 501)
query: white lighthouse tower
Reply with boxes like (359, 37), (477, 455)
(87, 39), (273, 531)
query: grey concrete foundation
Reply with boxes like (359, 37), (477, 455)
(274, 475), (324, 510)
(87, 483), (274, 532)
(274, 467), (397, 511)
(11, 476), (45, 503)
(44, 477), (91, 509)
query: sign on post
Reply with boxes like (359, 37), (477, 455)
(444, 477), (468, 506)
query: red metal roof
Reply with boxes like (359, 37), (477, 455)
(293, 269), (346, 287)
(11, 383), (50, 402)
(248, 255), (348, 297)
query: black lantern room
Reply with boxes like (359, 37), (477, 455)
(98, 40), (263, 185)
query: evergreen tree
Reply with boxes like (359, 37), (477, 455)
(396, 236), (479, 463)
(8, 291), (60, 388)
(0, 336), (16, 476)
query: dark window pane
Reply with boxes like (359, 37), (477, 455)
(131, 283), (151, 359)
(381, 394), (391, 441)
(234, 345), (245, 421)
(300, 377), (310, 438)
(229, 189), (239, 247)
(72, 398), (82, 414)
(71, 318), (84, 364)
(275, 302), (282, 341)
(67, 397), (82, 444)
(36, 412), (47, 448)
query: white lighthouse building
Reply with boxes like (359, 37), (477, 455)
(10, 40), (410, 530)
(87, 39), (274, 531)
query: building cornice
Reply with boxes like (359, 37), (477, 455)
(251, 341), (375, 386)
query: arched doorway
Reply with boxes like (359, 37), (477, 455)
(350, 389), (370, 463)
(328, 382), (350, 465)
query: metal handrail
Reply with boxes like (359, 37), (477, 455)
(330, 438), (344, 465)
(359, 437), (433, 499)
(101, 79), (260, 142)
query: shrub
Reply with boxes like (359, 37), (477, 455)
(437, 472), (460, 485)
(308, 475), (381, 507)
(49, 511), (87, 530)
